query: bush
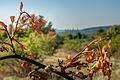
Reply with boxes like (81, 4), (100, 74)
(23, 32), (57, 56)
(107, 25), (120, 37)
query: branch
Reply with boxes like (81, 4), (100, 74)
(72, 37), (104, 62)
(13, 11), (31, 38)
(0, 54), (74, 80)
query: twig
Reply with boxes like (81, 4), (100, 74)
(3, 25), (16, 54)
(72, 39), (100, 62)
(13, 11), (31, 38)
(0, 54), (74, 80)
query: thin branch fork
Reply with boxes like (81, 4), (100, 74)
(0, 54), (74, 80)
(72, 37), (107, 62)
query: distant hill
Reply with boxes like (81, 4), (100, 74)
(56, 26), (111, 35)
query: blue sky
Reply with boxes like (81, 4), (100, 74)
(0, 0), (120, 29)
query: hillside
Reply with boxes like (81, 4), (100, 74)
(56, 26), (111, 35)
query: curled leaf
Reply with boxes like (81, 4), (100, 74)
(0, 29), (5, 32)
(20, 2), (23, 12)
(26, 51), (32, 56)
(19, 43), (26, 51)
(0, 21), (4, 25)
(102, 43), (112, 59)
(10, 16), (15, 23)
(66, 55), (72, 63)
(21, 61), (28, 68)
(38, 17), (47, 26)
(86, 52), (94, 63)
(0, 21), (7, 28)
(20, 17), (27, 24)
(29, 15), (35, 24)
(31, 14), (35, 20)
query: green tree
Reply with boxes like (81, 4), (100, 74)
(107, 25), (120, 37)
